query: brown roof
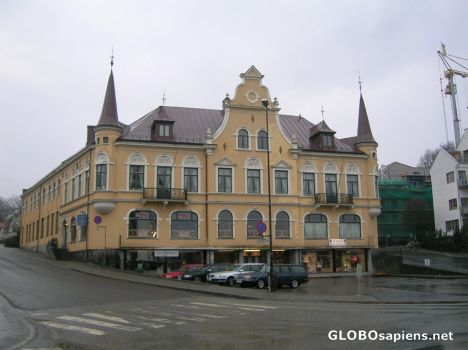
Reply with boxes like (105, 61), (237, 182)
(355, 94), (377, 145)
(119, 106), (361, 153)
(97, 70), (120, 128)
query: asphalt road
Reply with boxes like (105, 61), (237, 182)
(1, 247), (468, 350)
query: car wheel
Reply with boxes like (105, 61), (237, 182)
(226, 277), (235, 287)
(290, 279), (300, 289)
(194, 276), (201, 283)
(256, 279), (266, 289)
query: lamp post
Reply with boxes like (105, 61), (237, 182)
(261, 98), (275, 292)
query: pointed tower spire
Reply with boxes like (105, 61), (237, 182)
(97, 61), (120, 128)
(355, 94), (377, 145)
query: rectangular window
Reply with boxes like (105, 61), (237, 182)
(159, 124), (170, 137)
(184, 168), (198, 192)
(445, 219), (459, 232)
(129, 165), (145, 190)
(247, 169), (260, 194)
(64, 182), (68, 203)
(323, 135), (333, 147)
(96, 164), (107, 190)
(449, 198), (458, 210)
(71, 178), (76, 200)
(157, 166), (172, 199)
(218, 168), (232, 193)
(325, 174), (337, 203)
(275, 170), (288, 194)
(347, 175), (359, 197)
(85, 170), (90, 195)
(78, 174), (82, 197)
(303, 173), (315, 196)
(461, 198), (468, 208)
(51, 213), (54, 235)
(459, 170), (467, 186)
(103, 136), (109, 144)
(446, 171), (455, 183)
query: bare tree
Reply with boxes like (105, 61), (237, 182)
(0, 195), (21, 223)
(418, 141), (456, 167)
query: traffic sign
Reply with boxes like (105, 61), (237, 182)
(94, 216), (102, 225)
(256, 221), (267, 234)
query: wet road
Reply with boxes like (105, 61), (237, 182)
(1, 247), (468, 350)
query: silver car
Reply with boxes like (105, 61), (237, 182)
(206, 263), (266, 287)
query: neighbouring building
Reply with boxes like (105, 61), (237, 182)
(20, 65), (381, 274)
(431, 130), (468, 234)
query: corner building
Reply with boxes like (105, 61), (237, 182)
(20, 65), (380, 274)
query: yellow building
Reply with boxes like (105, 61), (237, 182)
(20, 65), (380, 274)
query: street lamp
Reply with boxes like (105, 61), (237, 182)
(261, 98), (275, 292)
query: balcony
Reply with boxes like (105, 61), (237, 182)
(314, 193), (353, 207)
(143, 188), (188, 204)
(461, 207), (468, 217)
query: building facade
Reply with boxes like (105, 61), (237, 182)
(20, 65), (380, 274)
(431, 130), (468, 234)
(378, 162), (434, 245)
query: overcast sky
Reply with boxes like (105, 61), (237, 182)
(1, 0), (467, 197)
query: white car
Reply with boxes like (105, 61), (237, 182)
(206, 263), (265, 287)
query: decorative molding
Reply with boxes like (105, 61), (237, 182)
(245, 89), (259, 104)
(302, 162), (316, 173)
(215, 157), (236, 167)
(129, 153), (147, 164)
(156, 155), (173, 166)
(324, 163), (338, 173)
(245, 157), (262, 169)
(95, 152), (109, 164)
(272, 160), (291, 169)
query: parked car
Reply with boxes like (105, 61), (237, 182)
(235, 264), (308, 289)
(159, 264), (204, 279)
(181, 264), (235, 282)
(207, 263), (265, 287)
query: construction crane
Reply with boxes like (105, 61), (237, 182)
(438, 43), (468, 146)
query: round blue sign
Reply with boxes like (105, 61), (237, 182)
(256, 221), (267, 234)
(94, 216), (102, 225)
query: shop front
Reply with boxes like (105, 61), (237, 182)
(302, 248), (367, 273)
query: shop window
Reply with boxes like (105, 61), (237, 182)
(171, 211), (198, 240)
(218, 210), (233, 239)
(275, 211), (290, 239)
(128, 210), (157, 238)
(304, 214), (327, 239)
(339, 214), (361, 239)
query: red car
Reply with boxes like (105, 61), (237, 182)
(160, 264), (204, 279)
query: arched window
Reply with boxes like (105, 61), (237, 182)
(257, 130), (268, 150)
(275, 211), (290, 239)
(339, 214), (361, 239)
(238, 129), (249, 149)
(247, 210), (262, 239)
(171, 211), (198, 240)
(218, 210), (233, 239)
(128, 210), (157, 238)
(304, 214), (327, 239)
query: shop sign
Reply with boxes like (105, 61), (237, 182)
(154, 250), (179, 257)
(328, 239), (347, 247)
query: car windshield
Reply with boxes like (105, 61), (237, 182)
(185, 268), (203, 273)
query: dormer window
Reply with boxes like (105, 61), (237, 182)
(151, 121), (174, 142)
(322, 134), (333, 147)
(159, 124), (170, 137)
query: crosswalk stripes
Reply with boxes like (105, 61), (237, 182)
(36, 300), (278, 337)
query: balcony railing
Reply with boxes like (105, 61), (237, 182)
(143, 188), (188, 202)
(314, 193), (353, 206)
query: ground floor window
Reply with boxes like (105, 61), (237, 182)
(302, 249), (366, 273)
(335, 249), (366, 273)
(302, 251), (333, 273)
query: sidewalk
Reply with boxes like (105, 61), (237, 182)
(49, 257), (468, 304)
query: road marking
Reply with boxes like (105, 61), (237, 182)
(31, 313), (49, 316)
(222, 302), (278, 309)
(40, 321), (105, 336)
(190, 302), (230, 308)
(137, 315), (185, 325)
(237, 307), (265, 312)
(171, 303), (201, 309)
(139, 322), (166, 329)
(56, 316), (141, 331)
(83, 313), (130, 324)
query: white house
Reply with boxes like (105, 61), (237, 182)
(431, 130), (468, 234)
